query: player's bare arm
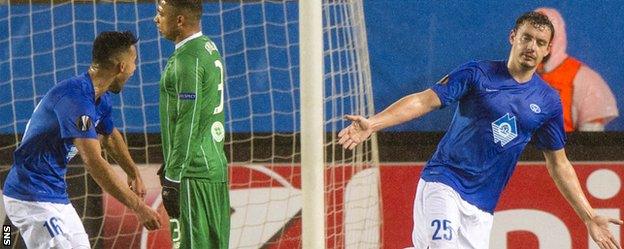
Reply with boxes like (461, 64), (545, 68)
(338, 89), (441, 150)
(99, 128), (146, 198)
(543, 149), (623, 249)
(74, 137), (161, 230)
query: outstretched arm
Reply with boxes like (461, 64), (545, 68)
(338, 89), (441, 150)
(100, 128), (146, 198)
(543, 149), (622, 249)
(74, 138), (161, 230)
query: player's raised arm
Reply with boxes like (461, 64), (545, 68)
(339, 62), (480, 150)
(74, 137), (161, 230)
(338, 88), (441, 150)
(543, 149), (623, 249)
(368, 88), (442, 131)
(100, 128), (146, 198)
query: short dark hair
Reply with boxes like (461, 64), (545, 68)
(165, 0), (202, 21)
(92, 31), (138, 69)
(513, 11), (554, 43)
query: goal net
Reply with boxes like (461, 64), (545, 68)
(0, 0), (380, 248)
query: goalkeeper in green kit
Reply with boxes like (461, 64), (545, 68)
(154, 0), (230, 248)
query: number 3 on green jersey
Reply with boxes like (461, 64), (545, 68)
(213, 60), (224, 115)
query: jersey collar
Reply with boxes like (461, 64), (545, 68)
(175, 31), (203, 50)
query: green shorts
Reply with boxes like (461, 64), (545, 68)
(170, 179), (230, 249)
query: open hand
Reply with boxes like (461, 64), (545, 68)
(337, 115), (374, 150)
(587, 215), (623, 249)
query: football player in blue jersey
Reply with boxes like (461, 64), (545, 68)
(3, 31), (161, 249)
(338, 11), (621, 249)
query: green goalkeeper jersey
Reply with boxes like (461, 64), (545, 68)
(159, 33), (227, 182)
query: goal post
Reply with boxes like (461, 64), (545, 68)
(299, 1), (325, 249)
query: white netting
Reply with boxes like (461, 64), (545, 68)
(0, 1), (379, 248)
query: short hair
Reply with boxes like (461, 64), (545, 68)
(165, 0), (202, 21)
(513, 11), (555, 43)
(92, 31), (138, 69)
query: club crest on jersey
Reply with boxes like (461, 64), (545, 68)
(211, 121), (225, 142)
(491, 113), (518, 146)
(530, 103), (541, 113)
(178, 92), (196, 100)
(76, 115), (92, 132)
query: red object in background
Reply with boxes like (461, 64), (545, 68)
(380, 162), (624, 249)
(507, 231), (540, 249)
(102, 165), (360, 249)
(104, 162), (623, 249)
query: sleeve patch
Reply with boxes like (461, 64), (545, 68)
(76, 115), (92, 132)
(178, 92), (197, 100)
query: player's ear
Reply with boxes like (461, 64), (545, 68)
(546, 41), (552, 55)
(117, 60), (127, 74)
(509, 30), (516, 45)
(176, 14), (184, 28)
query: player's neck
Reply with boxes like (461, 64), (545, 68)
(506, 61), (536, 83)
(174, 27), (201, 45)
(88, 66), (115, 99)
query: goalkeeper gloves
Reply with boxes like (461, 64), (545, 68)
(158, 164), (180, 219)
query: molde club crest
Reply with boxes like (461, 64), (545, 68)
(492, 113), (518, 146)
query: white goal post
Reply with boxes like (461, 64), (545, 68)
(300, 1), (325, 248)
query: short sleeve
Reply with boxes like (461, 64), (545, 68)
(534, 103), (567, 150)
(430, 62), (478, 108)
(54, 96), (97, 139)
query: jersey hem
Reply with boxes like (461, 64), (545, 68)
(2, 192), (70, 205)
(419, 175), (495, 214)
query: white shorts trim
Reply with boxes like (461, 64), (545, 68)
(412, 180), (493, 249)
(3, 195), (90, 249)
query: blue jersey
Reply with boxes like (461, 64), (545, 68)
(3, 72), (114, 204)
(421, 60), (566, 213)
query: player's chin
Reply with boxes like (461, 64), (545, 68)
(159, 31), (172, 40)
(110, 77), (129, 94)
(109, 84), (123, 94)
(519, 60), (537, 69)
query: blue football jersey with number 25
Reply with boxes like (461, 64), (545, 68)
(421, 60), (566, 213)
